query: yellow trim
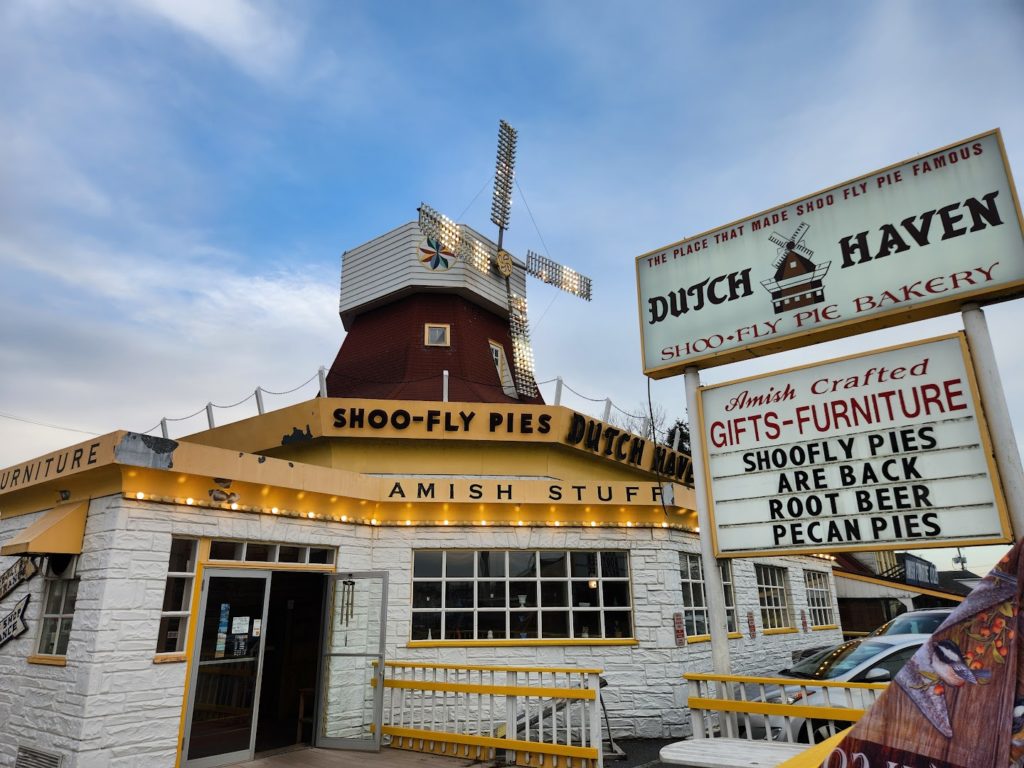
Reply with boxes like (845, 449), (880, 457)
(834, 570), (965, 602)
(0, 433), (121, 504)
(763, 627), (798, 636)
(407, 638), (636, 649)
(153, 653), (187, 664)
(382, 725), (598, 760)
(688, 695), (866, 722)
(383, 679), (596, 700)
(701, 332), (1015, 558)
(174, 537), (210, 768)
(777, 728), (853, 767)
(811, 624), (839, 631)
(385, 661), (603, 674)
(685, 632), (743, 644)
(685, 672), (887, 690)
(638, 128), (1024, 374)
(26, 654), (67, 667)
(1, 501), (88, 555)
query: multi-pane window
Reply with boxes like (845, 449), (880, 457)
(804, 570), (835, 627)
(411, 550), (632, 641)
(679, 553), (736, 637)
(207, 539), (335, 565)
(157, 538), (198, 654)
(755, 564), (792, 630)
(37, 557), (79, 656)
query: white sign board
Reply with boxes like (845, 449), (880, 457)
(636, 130), (1024, 376)
(698, 334), (1011, 557)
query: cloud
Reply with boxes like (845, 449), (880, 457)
(120, 0), (301, 84)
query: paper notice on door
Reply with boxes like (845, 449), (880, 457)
(231, 616), (250, 634)
(252, 619), (262, 637)
(215, 632), (226, 659)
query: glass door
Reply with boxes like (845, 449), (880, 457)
(183, 569), (272, 768)
(316, 571), (388, 750)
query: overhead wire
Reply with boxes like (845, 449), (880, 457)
(0, 411), (100, 436)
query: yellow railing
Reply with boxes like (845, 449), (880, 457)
(685, 672), (886, 745)
(380, 661), (603, 768)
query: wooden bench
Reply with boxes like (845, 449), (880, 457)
(657, 673), (886, 768)
(660, 737), (807, 767)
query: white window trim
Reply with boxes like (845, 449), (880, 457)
(36, 556), (79, 657)
(755, 564), (793, 630)
(156, 538), (198, 655)
(489, 340), (518, 399)
(679, 552), (737, 637)
(804, 569), (836, 627)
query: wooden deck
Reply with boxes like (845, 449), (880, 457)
(660, 738), (807, 768)
(234, 746), (487, 768)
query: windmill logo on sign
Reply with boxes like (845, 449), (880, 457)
(416, 120), (593, 398)
(759, 222), (831, 314)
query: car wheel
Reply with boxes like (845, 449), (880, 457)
(799, 719), (838, 744)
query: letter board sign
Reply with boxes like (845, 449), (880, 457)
(697, 334), (1012, 557)
(636, 129), (1024, 376)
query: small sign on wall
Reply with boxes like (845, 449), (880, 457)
(0, 595), (31, 648)
(673, 612), (686, 646)
(0, 557), (38, 603)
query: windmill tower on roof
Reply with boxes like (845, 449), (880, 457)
(326, 121), (592, 403)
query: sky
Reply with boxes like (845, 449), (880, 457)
(1, 0), (1023, 576)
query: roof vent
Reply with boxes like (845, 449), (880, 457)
(16, 746), (64, 768)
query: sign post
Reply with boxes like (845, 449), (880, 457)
(685, 367), (731, 674)
(961, 304), (1024, 535)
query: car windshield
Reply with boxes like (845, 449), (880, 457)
(781, 638), (898, 680)
(868, 612), (948, 637)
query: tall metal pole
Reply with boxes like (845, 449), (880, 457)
(962, 304), (1024, 539)
(684, 366), (731, 674)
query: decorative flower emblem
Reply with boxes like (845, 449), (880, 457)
(419, 238), (455, 271)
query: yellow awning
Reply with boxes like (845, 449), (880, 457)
(1, 501), (88, 556)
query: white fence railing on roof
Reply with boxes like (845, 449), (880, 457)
(145, 369), (683, 450)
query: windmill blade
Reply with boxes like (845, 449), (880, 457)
(463, 231), (496, 274)
(507, 292), (538, 397)
(793, 241), (815, 258)
(419, 203), (494, 273)
(491, 120), (517, 231)
(418, 204), (463, 255)
(768, 233), (790, 250)
(526, 250), (593, 301)
(789, 222), (809, 246)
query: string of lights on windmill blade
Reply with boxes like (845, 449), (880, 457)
(416, 120), (593, 398)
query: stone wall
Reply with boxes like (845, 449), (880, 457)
(0, 496), (843, 766)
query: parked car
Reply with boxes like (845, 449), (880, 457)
(741, 634), (929, 743)
(866, 608), (954, 637)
